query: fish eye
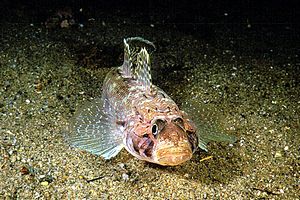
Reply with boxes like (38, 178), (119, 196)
(173, 117), (184, 125)
(151, 119), (166, 136)
(152, 124), (158, 135)
(173, 117), (184, 129)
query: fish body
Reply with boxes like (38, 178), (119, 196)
(66, 37), (235, 166)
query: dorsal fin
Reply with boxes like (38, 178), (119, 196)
(119, 37), (155, 80)
(126, 37), (156, 51)
(135, 48), (152, 93)
(120, 39), (132, 77)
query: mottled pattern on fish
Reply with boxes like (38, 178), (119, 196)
(66, 37), (235, 166)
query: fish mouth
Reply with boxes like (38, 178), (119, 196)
(154, 144), (193, 166)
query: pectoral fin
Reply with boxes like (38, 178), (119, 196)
(65, 97), (124, 159)
(197, 124), (237, 151)
(181, 102), (237, 151)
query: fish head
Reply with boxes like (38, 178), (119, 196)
(151, 115), (198, 166)
(126, 106), (198, 166)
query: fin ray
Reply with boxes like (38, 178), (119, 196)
(135, 48), (152, 93)
(181, 102), (237, 151)
(120, 39), (132, 77)
(65, 97), (124, 159)
(120, 37), (155, 95)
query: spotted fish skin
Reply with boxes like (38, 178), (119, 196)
(66, 37), (235, 166)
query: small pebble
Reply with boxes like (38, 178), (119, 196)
(11, 156), (17, 162)
(122, 173), (129, 181)
(275, 151), (282, 158)
(41, 181), (49, 186)
(184, 173), (190, 178)
(118, 163), (125, 169)
(279, 189), (284, 194)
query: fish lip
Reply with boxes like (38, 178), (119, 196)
(154, 145), (193, 166)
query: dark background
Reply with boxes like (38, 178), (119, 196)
(0, 0), (299, 71)
(1, 0), (298, 25)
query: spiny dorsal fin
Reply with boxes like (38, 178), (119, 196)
(135, 48), (152, 93)
(119, 37), (156, 95)
(120, 39), (132, 77)
(126, 37), (156, 51)
(119, 37), (155, 79)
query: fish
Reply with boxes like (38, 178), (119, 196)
(66, 37), (236, 166)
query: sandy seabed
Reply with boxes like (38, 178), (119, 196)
(0, 12), (299, 199)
